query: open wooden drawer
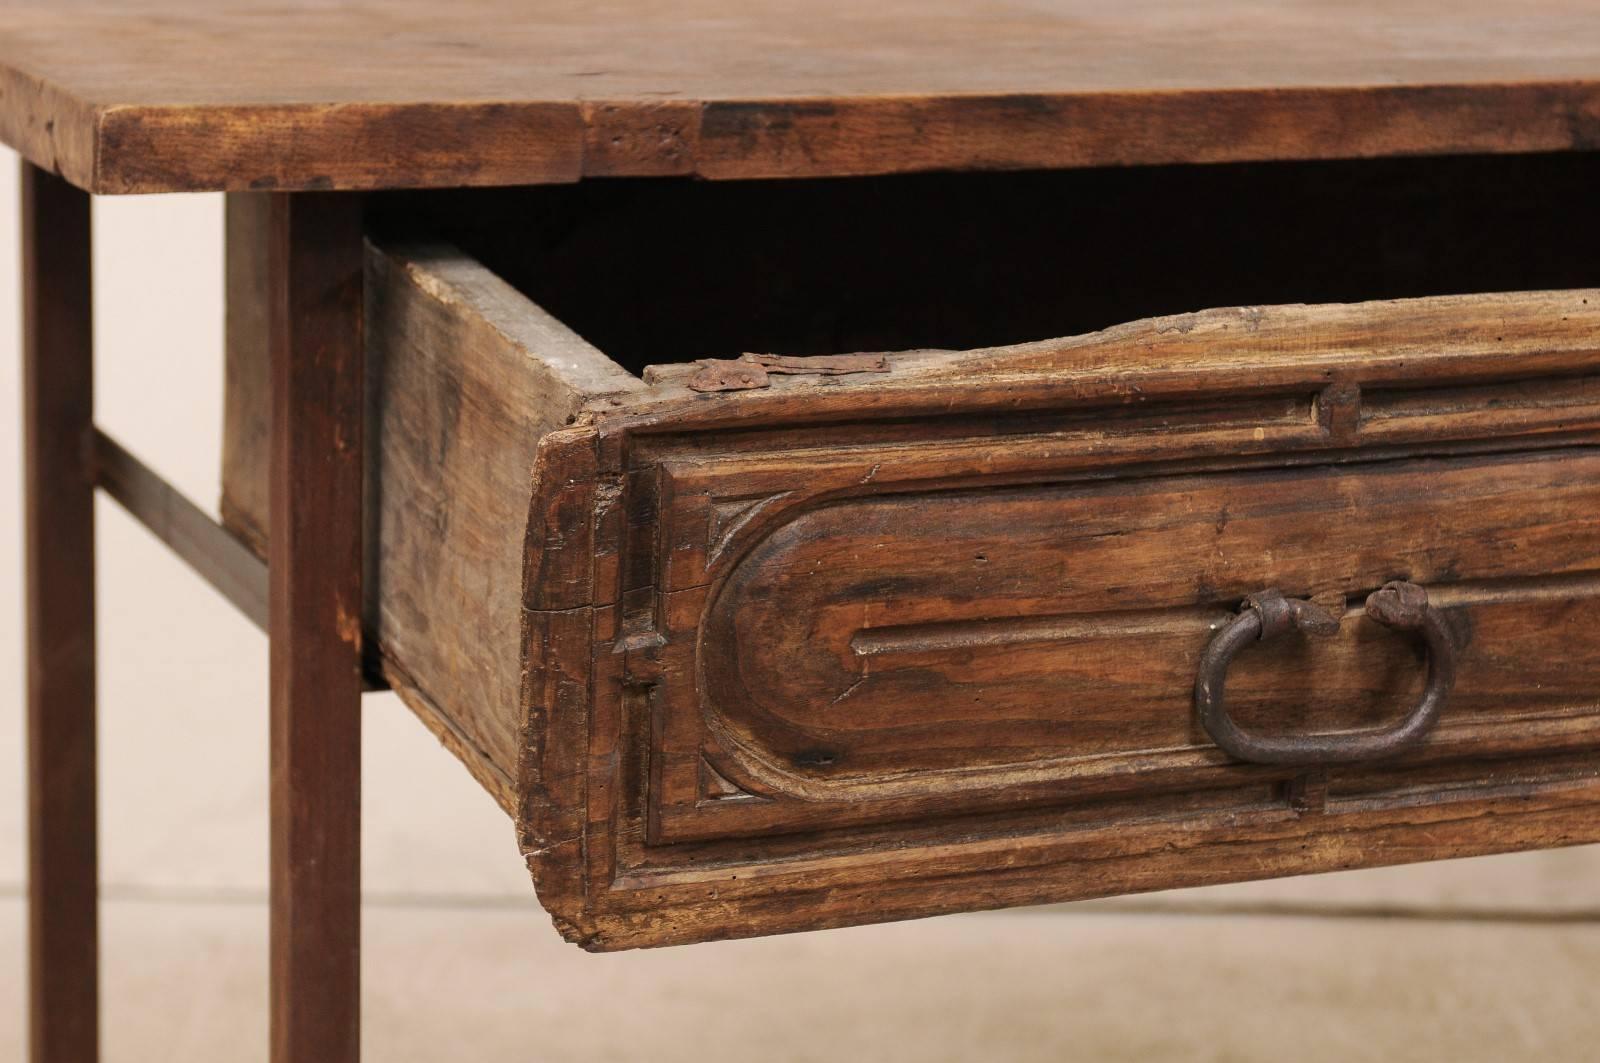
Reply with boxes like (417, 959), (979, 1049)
(223, 155), (1600, 950)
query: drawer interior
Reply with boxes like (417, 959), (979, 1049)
(371, 150), (1600, 375)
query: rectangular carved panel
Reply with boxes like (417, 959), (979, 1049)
(652, 448), (1600, 843)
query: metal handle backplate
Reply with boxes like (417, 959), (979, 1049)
(1194, 582), (1457, 766)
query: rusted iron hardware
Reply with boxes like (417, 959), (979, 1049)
(688, 352), (891, 392)
(1194, 582), (1457, 765)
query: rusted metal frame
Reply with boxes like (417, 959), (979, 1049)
(23, 161), (99, 1063)
(91, 428), (270, 631)
(1195, 582), (1458, 765)
(267, 191), (366, 1063)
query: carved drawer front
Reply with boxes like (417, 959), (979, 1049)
(221, 227), (1600, 950)
(520, 290), (1600, 949)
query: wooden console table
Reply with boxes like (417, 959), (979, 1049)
(7, 2), (1600, 1060)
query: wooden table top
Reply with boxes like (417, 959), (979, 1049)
(3, 0), (1599, 194)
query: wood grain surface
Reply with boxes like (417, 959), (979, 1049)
(223, 232), (648, 812)
(221, 225), (1600, 949)
(221, 194), (272, 554)
(4, 0), (1600, 192)
(217, 174), (1600, 949)
(23, 159), (99, 1063)
(267, 193), (365, 1062)
(361, 241), (642, 812)
(518, 283), (1600, 947)
(699, 451), (1600, 790)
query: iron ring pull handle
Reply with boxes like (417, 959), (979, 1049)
(1194, 581), (1458, 766)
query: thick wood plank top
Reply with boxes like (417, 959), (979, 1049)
(4, 0), (1600, 193)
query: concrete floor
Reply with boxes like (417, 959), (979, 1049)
(2, 150), (1597, 1061)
